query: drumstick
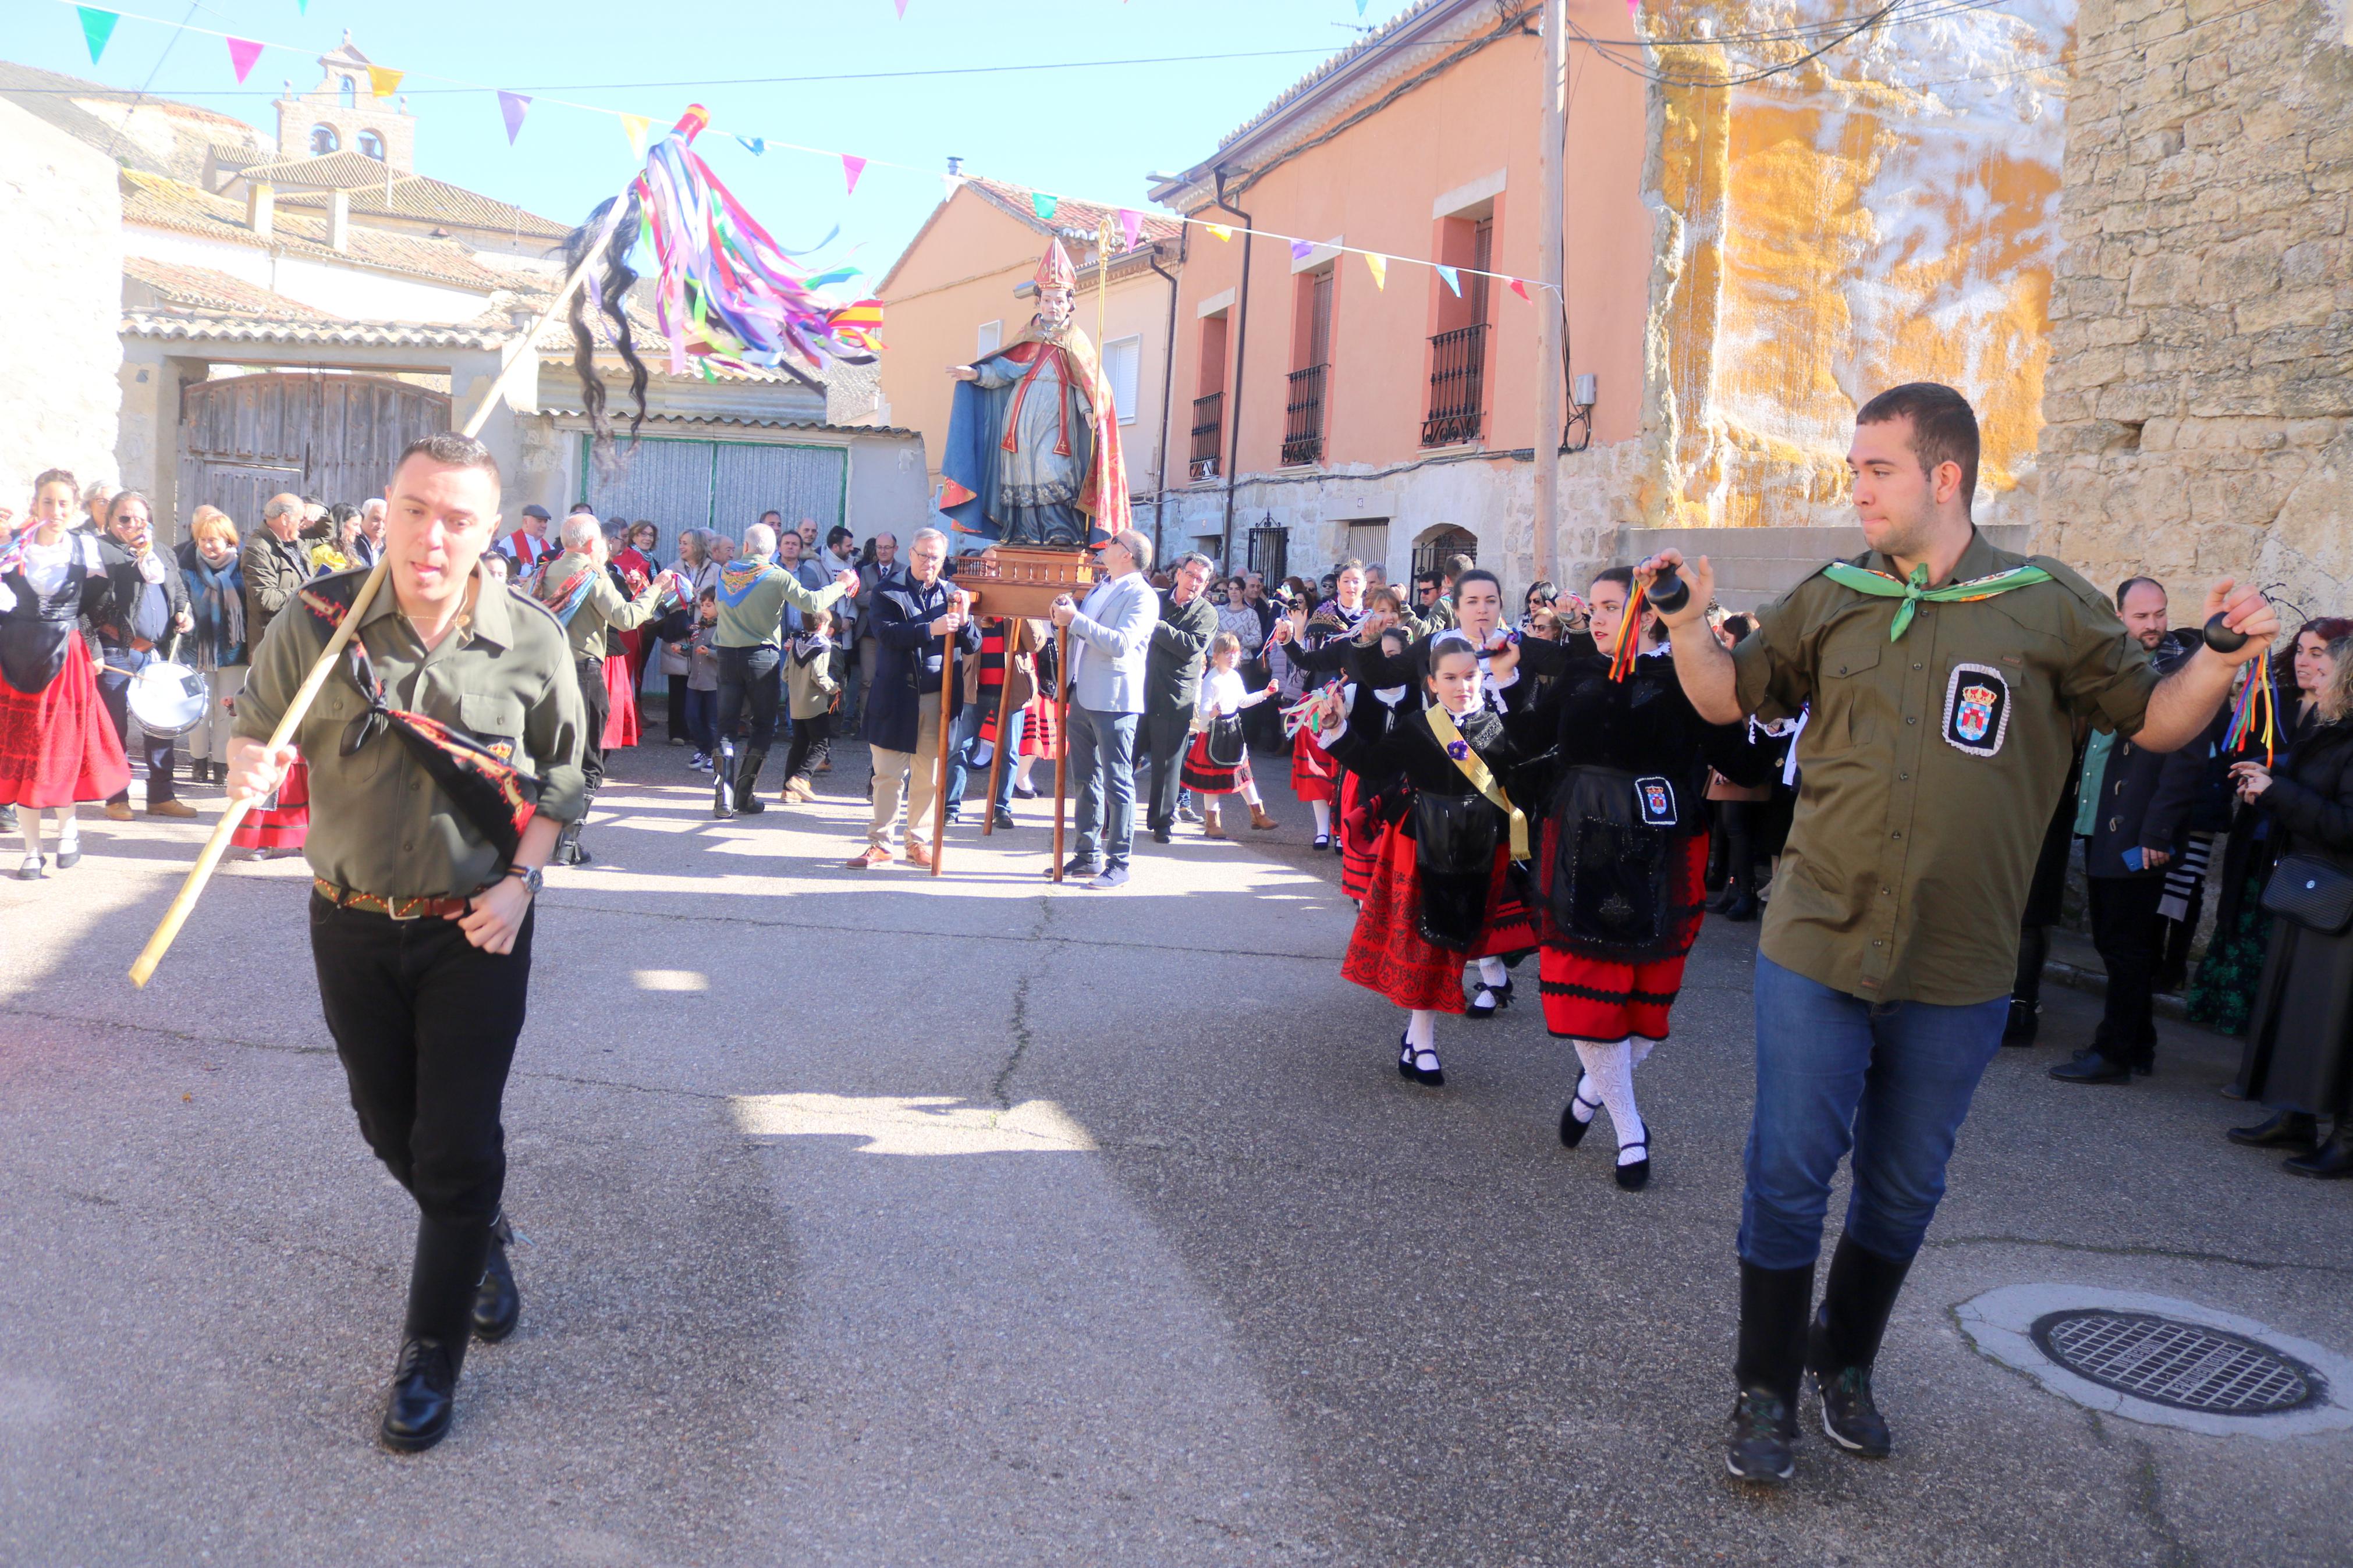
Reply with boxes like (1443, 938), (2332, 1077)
(130, 209), (628, 989)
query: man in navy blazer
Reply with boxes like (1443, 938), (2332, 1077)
(1050, 528), (1160, 887)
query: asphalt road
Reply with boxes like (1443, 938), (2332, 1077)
(3, 736), (2350, 1567)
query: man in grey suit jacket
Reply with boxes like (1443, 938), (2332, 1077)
(1050, 528), (1159, 888)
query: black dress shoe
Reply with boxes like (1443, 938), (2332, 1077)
(992, 806), (1018, 830)
(1812, 1364), (1892, 1457)
(1559, 1086), (1602, 1148)
(1613, 1132), (1652, 1190)
(472, 1214), (520, 1342)
(2284, 1131), (2353, 1178)
(2228, 1110), (2318, 1150)
(378, 1337), (458, 1453)
(1466, 976), (1512, 1019)
(2001, 999), (2040, 1046)
(1725, 1387), (1797, 1484)
(1720, 890), (1759, 922)
(1152, 826), (1172, 845)
(2050, 1050), (2133, 1085)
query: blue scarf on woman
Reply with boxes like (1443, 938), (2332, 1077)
(181, 547), (246, 667)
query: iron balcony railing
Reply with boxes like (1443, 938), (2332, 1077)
(1282, 364), (1328, 467)
(1189, 392), (1223, 481)
(1421, 322), (1489, 447)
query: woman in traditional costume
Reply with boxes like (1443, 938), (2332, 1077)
(0, 470), (130, 877)
(1274, 560), (1379, 849)
(1309, 631), (1538, 1087)
(1178, 631), (1280, 838)
(1514, 567), (1770, 1189)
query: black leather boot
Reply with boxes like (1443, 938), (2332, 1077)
(733, 747), (769, 815)
(2227, 1110), (2317, 1149)
(712, 738), (737, 819)
(473, 1211), (520, 1343)
(2284, 1127), (2353, 1178)
(1807, 1235), (1912, 1458)
(381, 1216), (489, 1452)
(1727, 1260), (1813, 1484)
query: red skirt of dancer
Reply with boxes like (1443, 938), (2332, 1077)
(1538, 833), (1709, 1041)
(0, 635), (132, 808)
(1179, 727), (1249, 794)
(600, 654), (640, 749)
(1290, 724), (1340, 805)
(1018, 691), (1062, 759)
(1341, 825), (1536, 1014)
(232, 756), (310, 854)
(1337, 772), (1381, 901)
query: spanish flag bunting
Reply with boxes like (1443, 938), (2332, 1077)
(1509, 277), (1531, 301)
(620, 113), (652, 157)
(842, 154), (867, 195)
(226, 37), (263, 84)
(367, 65), (403, 99)
(77, 7), (118, 63)
(1364, 253), (1387, 290)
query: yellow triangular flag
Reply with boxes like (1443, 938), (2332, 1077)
(366, 65), (403, 98)
(620, 114), (651, 157)
(1365, 253), (1387, 290)
(1205, 223), (1231, 241)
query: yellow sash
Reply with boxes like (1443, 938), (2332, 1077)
(1425, 705), (1531, 862)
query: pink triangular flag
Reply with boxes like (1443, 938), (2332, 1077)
(226, 37), (263, 85)
(1118, 208), (1142, 251)
(895, 0), (908, 14)
(1509, 278), (1531, 302)
(498, 91), (531, 145)
(842, 154), (867, 196)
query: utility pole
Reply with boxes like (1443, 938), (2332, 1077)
(1532, 0), (1567, 587)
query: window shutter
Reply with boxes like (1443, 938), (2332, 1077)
(1103, 335), (1142, 425)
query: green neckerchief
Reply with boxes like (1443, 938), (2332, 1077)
(1820, 559), (2053, 641)
(2074, 731), (2116, 837)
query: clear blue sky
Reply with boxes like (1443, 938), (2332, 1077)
(10, 0), (1417, 285)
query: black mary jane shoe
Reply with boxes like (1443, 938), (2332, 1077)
(1466, 976), (1513, 1020)
(1396, 1030), (1444, 1087)
(1312, 833), (1332, 852)
(1725, 1386), (1797, 1484)
(1613, 1133), (1652, 1191)
(1559, 1088), (1603, 1149)
(2228, 1110), (2318, 1150)
(378, 1337), (459, 1453)
(473, 1214), (520, 1343)
(2284, 1132), (2353, 1179)
(13, 855), (44, 881)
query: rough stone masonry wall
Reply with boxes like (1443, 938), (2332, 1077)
(0, 99), (124, 502)
(2038, 0), (2353, 621)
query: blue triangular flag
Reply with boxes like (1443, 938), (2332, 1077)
(736, 136), (766, 155)
(1436, 265), (1461, 297)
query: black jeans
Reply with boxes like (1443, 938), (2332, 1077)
(716, 646), (782, 753)
(2088, 874), (2167, 1059)
(311, 893), (535, 1345)
(667, 673), (691, 744)
(1144, 706), (1191, 833)
(783, 710), (834, 784)
(96, 664), (176, 805)
(575, 657), (609, 802)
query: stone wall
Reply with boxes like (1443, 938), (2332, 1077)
(0, 99), (123, 504)
(2037, 0), (2353, 621)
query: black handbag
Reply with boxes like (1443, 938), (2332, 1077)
(2260, 853), (2353, 935)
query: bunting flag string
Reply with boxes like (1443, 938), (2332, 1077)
(226, 37), (262, 85)
(77, 5), (116, 62)
(498, 90), (531, 145)
(1509, 277), (1531, 301)
(1031, 191), (1058, 222)
(842, 154), (867, 195)
(620, 113), (651, 157)
(1205, 223), (1232, 241)
(1436, 265), (1461, 297)
(1289, 239), (1313, 262)
(1118, 208), (1142, 251)
(366, 64), (403, 98)
(1364, 253), (1386, 290)
(736, 136), (766, 155)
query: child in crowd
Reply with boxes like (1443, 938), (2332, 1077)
(782, 605), (841, 803)
(1180, 631), (1279, 837)
(685, 588), (719, 772)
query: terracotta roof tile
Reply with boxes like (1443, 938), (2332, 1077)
(237, 150), (570, 240)
(119, 169), (514, 291)
(961, 176), (1182, 247)
(122, 258), (335, 321)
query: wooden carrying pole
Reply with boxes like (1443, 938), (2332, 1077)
(1050, 624), (1071, 881)
(928, 595), (961, 877)
(127, 206), (629, 987)
(979, 618), (1021, 837)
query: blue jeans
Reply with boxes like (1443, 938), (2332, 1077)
(1066, 705), (1138, 866)
(1740, 955), (2008, 1271)
(683, 687), (716, 754)
(945, 702), (1023, 814)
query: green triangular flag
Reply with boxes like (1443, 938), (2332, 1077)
(78, 7), (119, 63)
(1031, 191), (1058, 222)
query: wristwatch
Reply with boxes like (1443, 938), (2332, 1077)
(507, 865), (544, 898)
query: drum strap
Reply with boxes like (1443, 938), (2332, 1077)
(1426, 706), (1529, 862)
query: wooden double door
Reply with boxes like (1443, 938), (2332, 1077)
(178, 373), (450, 531)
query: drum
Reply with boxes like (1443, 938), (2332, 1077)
(124, 659), (210, 739)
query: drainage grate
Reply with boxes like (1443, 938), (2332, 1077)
(2031, 1311), (2322, 1416)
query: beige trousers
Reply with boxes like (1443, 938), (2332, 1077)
(868, 691), (943, 849)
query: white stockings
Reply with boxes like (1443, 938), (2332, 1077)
(1311, 800), (1333, 838)
(1573, 1038), (1648, 1165)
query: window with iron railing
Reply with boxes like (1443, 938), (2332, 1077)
(1283, 365), (1327, 467)
(1421, 323), (1489, 446)
(1190, 392), (1223, 481)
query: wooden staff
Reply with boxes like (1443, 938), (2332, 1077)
(128, 193), (634, 988)
(928, 590), (961, 877)
(1050, 622), (1071, 881)
(979, 617), (1021, 837)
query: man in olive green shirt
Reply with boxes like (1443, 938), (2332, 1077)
(229, 432), (585, 1455)
(711, 521), (856, 816)
(1641, 382), (2277, 1484)
(535, 513), (667, 864)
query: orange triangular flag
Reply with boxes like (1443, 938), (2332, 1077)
(366, 65), (403, 99)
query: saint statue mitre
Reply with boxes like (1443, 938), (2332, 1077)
(1034, 239), (1076, 338)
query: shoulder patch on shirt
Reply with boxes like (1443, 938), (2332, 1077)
(1943, 663), (2011, 756)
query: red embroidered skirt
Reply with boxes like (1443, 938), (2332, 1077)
(1538, 834), (1709, 1041)
(1341, 826), (1536, 1014)
(601, 655), (640, 749)
(1338, 773), (1380, 900)
(1018, 692), (1062, 759)
(0, 635), (131, 808)
(232, 757), (309, 852)
(1179, 727), (1251, 794)
(1290, 726), (1340, 805)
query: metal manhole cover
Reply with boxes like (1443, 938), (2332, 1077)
(2030, 1310), (2320, 1415)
